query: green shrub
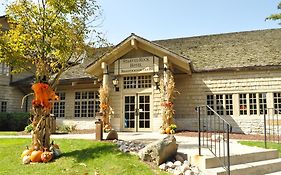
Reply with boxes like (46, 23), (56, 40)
(57, 124), (76, 133)
(0, 112), (30, 131)
(24, 123), (33, 133)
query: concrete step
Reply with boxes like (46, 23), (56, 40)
(265, 172), (281, 175)
(191, 149), (278, 169)
(205, 158), (281, 175)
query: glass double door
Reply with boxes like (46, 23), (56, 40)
(123, 94), (151, 131)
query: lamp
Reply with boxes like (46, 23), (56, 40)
(112, 77), (119, 91)
(153, 74), (160, 89)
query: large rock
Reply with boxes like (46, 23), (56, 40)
(139, 135), (178, 165)
(106, 130), (118, 140)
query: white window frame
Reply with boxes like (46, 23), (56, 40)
(239, 93), (267, 116)
(74, 91), (99, 118)
(206, 94), (233, 116)
(123, 75), (152, 89)
(52, 92), (65, 117)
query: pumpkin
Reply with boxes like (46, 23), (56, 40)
(51, 140), (60, 149)
(41, 151), (53, 163)
(165, 127), (171, 134)
(30, 150), (43, 162)
(21, 146), (32, 158)
(22, 155), (31, 164)
(170, 129), (175, 134)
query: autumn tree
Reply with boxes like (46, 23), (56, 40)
(0, 0), (103, 149)
(266, 2), (281, 24)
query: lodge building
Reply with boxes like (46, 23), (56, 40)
(1, 14), (281, 133)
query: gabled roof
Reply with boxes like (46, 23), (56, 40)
(85, 33), (192, 76)
(154, 28), (281, 72)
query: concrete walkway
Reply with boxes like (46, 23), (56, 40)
(0, 132), (268, 157)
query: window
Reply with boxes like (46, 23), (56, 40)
(239, 94), (247, 115)
(225, 94), (233, 115)
(249, 93), (257, 115)
(123, 75), (151, 89)
(274, 92), (281, 114)
(239, 93), (267, 116)
(259, 93), (267, 114)
(216, 95), (224, 115)
(74, 91), (99, 117)
(0, 101), (7, 112)
(206, 94), (233, 116)
(52, 92), (65, 117)
(206, 95), (214, 115)
(0, 63), (9, 76)
(138, 75), (152, 88)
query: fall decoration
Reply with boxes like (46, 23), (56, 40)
(160, 71), (178, 133)
(41, 149), (53, 163)
(30, 150), (43, 162)
(99, 86), (112, 131)
(21, 146), (32, 158)
(22, 155), (31, 164)
(32, 83), (59, 111)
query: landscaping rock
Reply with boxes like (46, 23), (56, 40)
(166, 161), (174, 168)
(159, 163), (167, 170)
(138, 135), (178, 165)
(173, 169), (182, 175)
(106, 130), (118, 140)
(174, 160), (182, 167)
(176, 152), (187, 163)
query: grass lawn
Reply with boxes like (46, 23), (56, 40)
(0, 131), (19, 135)
(239, 141), (281, 157)
(0, 138), (168, 175)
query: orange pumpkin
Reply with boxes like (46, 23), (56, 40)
(30, 150), (43, 162)
(41, 151), (53, 163)
(165, 127), (171, 134)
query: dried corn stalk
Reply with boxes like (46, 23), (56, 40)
(99, 85), (112, 131)
(160, 71), (178, 131)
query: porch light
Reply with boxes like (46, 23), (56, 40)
(153, 74), (160, 89)
(112, 77), (119, 91)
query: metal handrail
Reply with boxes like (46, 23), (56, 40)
(264, 108), (281, 148)
(196, 105), (231, 175)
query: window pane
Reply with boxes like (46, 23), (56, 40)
(216, 95), (223, 115)
(249, 93), (257, 115)
(239, 94), (247, 115)
(274, 93), (281, 114)
(225, 94), (233, 115)
(74, 91), (99, 117)
(52, 92), (65, 117)
(259, 93), (267, 115)
(207, 95), (214, 115)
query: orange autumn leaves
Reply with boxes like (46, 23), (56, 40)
(31, 83), (59, 111)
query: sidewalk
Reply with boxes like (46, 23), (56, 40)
(0, 132), (268, 157)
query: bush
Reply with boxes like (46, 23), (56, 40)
(24, 123), (33, 133)
(0, 112), (30, 131)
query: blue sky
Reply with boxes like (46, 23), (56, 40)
(1, 0), (280, 44)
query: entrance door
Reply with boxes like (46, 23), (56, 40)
(124, 94), (151, 131)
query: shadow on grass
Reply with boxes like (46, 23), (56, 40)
(62, 142), (133, 162)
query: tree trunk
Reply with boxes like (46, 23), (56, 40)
(31, 106), (51, 149)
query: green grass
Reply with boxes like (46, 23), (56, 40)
(239, 141), (281, 157)
(0, 131), (19, 135)
(0, 138), (168, 175)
